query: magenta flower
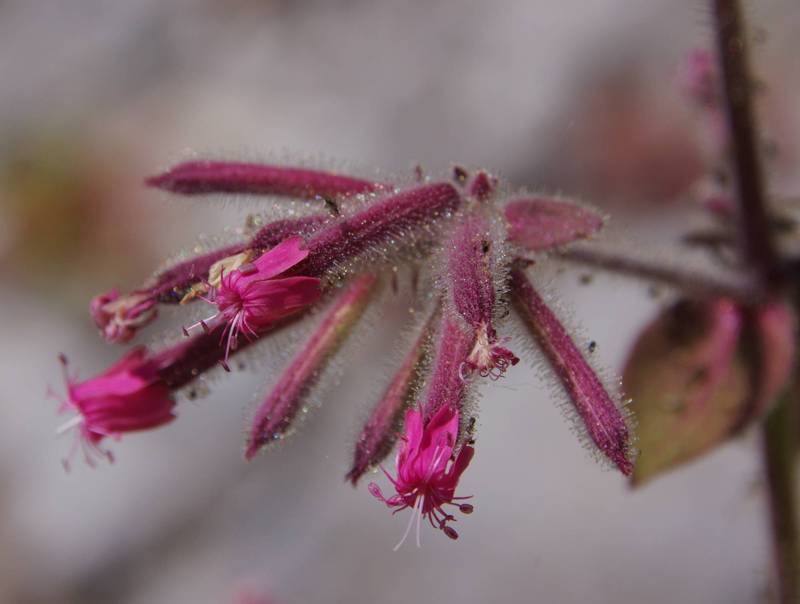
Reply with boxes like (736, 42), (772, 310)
(90, 214), (329, 344)
(366, 313), (477, 544)
(90, 289), (157, 344)
(369, 405), (474, 548)
(184, 236), (322, 367)
(54, 348), (175, 468)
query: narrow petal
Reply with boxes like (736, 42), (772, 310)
(448, 443), (475, 484)
(245, 236), (310, 282)
(146, 160), (384, 198)
(511, 266), (633, 475)
(245, 274), (377, 459)
(504, 197), (603, 252)
(416, 405), (458, 476)
(347, 307), (438, 485)
(235, 276), (322, 327)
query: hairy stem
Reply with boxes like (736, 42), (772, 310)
(713, 0), (782, 290)
(554, 247), (758, 302)
(713, 1), (796, 599)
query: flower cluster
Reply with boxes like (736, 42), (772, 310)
(54, 159), (634, 543)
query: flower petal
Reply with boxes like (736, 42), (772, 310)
(245, 236), (311, 282)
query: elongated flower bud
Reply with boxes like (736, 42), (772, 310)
(445, 213), (518, 379)
(504, 197), (603, 252)
(424, 315), (475, 424)
(511, 266), (633, 475)
(147, 160), (384, 199)
(245, 274), (377, 458)
(347, 306), (439, 485)
(299, 182), (461, 278)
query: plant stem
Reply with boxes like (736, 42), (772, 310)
(713, 1), (797, 600)
(713, 0), (782, 291)
(763, 392), (799, 603)
(554, 247), (759, 302)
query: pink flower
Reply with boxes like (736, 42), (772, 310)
(369, 405), (474, 548)
(184, 236), (322, 367)
(54, 348), (176, 468)
(90, 289), (157, 344)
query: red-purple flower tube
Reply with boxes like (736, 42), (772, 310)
(245, 274), (377, 458)
(511, 265), (634, 476)
(147, 160), (385, 198)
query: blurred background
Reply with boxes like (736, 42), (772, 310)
(1, 1), (799, 602)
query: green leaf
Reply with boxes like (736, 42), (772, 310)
(625, 299), (748, 486)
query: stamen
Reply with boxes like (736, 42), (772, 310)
(415, 492), (424, 548)
(56, 414), (83, 435)
(393, 496), (422, 551)
(183, 314), (218, 337)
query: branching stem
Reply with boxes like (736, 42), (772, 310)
(713, 1), (797, 601)
(713, 0), (782, 291)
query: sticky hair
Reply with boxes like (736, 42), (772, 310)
(307, 182), (461, 288)
(509, 264), (636, 471)
(149, 148), (399, 220)
(243, 276), (387, 454)
(346, 286), (440, 471)
(547, 223), (740, 301)
(431, 204), (514, 332)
